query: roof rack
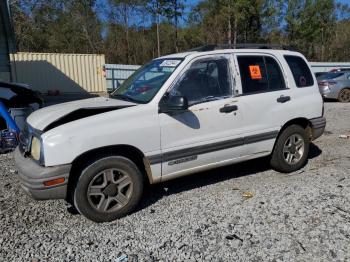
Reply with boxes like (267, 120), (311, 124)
(189, 43), (295, 52)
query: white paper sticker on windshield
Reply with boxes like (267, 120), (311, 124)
(159, 60), (181, 67)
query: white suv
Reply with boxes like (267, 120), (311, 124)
(15, 46), (326, 222)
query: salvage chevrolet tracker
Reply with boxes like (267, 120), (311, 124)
(15, 45), (326, 222)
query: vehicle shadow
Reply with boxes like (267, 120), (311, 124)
(309, 143), (322, 159)
(323, 98), (338, 103)
(136, 143), (322, 213)
(170, 111), (200, 129)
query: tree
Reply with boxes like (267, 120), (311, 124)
(146, 0), (168, 57)
(9, 0), (36, 51)
(162, 0), (185, 52)
(10, 0), (350, 64)
(285, 0), (336, 61)
(107, 0), (143, 63)
(10, 0), (103, 54)
(188, 0), (264, 45)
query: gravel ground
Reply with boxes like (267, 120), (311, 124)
(1, 102), (350, 262)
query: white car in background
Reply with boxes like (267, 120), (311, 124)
(15, 45), (326, 222)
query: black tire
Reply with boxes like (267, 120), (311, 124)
(270, 125), (310, 173)
(338, 88), (350, 103)
(73, 156), (143, 223)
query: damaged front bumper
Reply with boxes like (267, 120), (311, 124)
(14, 148), (71, 200)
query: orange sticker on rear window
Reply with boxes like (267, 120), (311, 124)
(249, 65), (262, 80)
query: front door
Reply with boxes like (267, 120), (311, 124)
(159, 55), (246, 177)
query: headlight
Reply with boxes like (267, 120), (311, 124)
(31, 137), (41, 161)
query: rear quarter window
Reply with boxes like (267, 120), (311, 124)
(284, 55), (314, 87)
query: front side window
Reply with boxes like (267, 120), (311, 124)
(111, 58), (183, 103)
(284, 55), (314, 87)
(237, 55), (285, 94)
(170, 58), (231, 105)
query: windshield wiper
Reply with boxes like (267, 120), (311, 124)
(112, 94), (141, 104)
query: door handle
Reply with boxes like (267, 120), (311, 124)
(277, 95), (291, 103)
(220, 105), (238, 113)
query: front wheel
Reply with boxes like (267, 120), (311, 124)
(73, 156), (143, 222)
(270, 125), (310, 173)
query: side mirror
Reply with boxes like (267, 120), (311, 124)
(159, 95), (189, 113)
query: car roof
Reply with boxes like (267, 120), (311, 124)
(158, 49), (302, 60)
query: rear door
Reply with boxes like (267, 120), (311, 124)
(231, 53), (293, 155)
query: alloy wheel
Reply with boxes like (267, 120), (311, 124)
(339, 89), (350, 102)
(87, 168), (133, 212)
(283, 134), (305, 165)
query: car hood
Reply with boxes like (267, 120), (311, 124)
(27, 97), (137, 131)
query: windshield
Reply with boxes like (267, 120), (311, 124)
(111, 58), (183, 103)
(318, 73), (344, 80)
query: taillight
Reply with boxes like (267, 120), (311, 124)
(318, 81), (337, 88)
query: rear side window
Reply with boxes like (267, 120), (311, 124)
(237, 56), (285, 94)
(284, 55), (314, 87)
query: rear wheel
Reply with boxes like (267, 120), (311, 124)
(270, 125), (309, 173)
(338, 88), (350, 103)
(73, 156), (143, 222)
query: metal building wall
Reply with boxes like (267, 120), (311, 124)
(105, 64), (140, 92)
(310, 62), (350, 73)
(11, 52), (106, 94)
